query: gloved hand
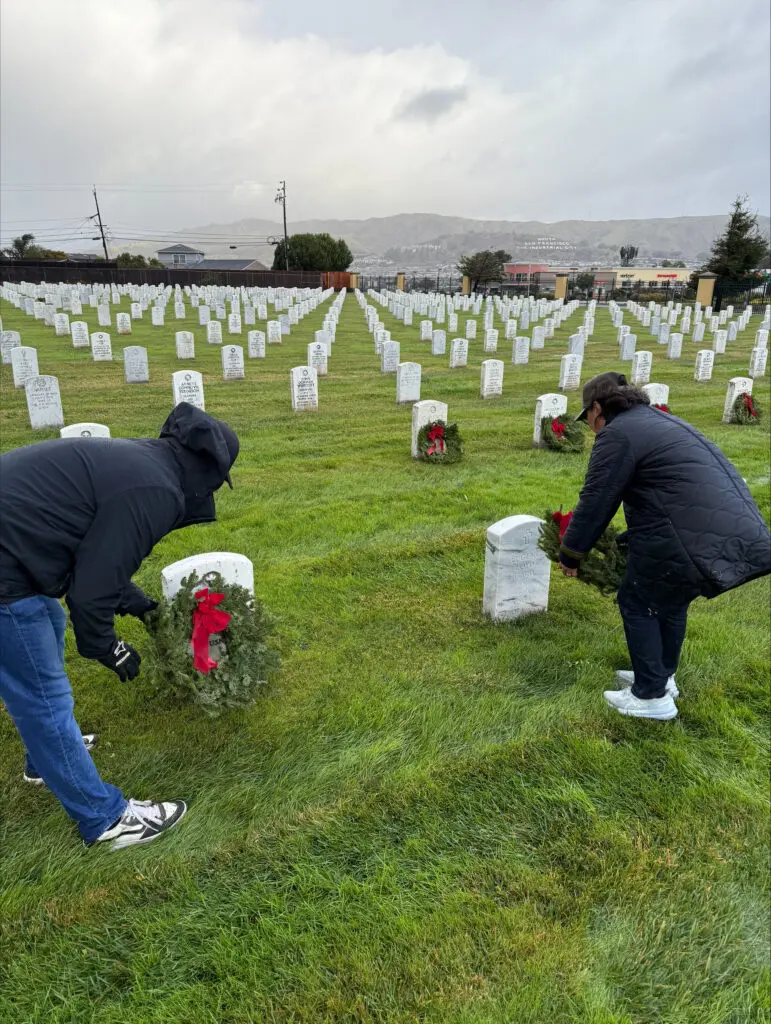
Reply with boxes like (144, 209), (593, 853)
(99, 640), (141, 681)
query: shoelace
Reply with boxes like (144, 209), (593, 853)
(125, 799), (165, 827)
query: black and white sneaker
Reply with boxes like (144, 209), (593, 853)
(23, 733), (98, 785)
(91, 799), (187, 851)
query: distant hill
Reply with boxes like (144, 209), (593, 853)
(120, 212), (771, 268)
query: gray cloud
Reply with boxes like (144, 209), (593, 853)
(396, 86), (468, 123)
(0, 0), (768, 250)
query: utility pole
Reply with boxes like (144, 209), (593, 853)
(92, 185), (109, 260)
(275, 180), (289, 270)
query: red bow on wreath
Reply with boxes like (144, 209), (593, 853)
(426, 424), (446, 456)
(551, 418), (566, 439)
(654, 403), (670, 414)
(191, 588), (231, 673)
(552, 509), (573, 539)
(743, 394), (758, 418)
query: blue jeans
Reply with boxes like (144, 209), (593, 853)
(0, 595), (126, 842)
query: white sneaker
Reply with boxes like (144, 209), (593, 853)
(615, 670), (679, 699)
(604, 687), (678, 720)
(23, 733), (98, 786)
(91, 798), (187, 851)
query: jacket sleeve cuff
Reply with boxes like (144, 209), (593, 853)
(559, 547), (584, 568)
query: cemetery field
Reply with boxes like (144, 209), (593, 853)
(1, 293), (770, 1024)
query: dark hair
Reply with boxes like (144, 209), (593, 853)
(595, 380), (650, 417)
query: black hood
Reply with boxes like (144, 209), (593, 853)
(159, 403), (240, 526)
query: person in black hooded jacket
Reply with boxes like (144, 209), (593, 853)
(0, 403), (239, 850)
(559, 372), (770, 721)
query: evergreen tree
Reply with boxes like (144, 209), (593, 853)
(456, 249), (511, 291)
(704, 196), (770, 281)
(272, 233), (352, 272)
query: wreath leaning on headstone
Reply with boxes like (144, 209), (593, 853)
(417, 420), (463, 463)
(540, 415), (585, 453)
(142, 572), (279, 715)
(731, 393), (761, 425)
(538, 509), (627, 597)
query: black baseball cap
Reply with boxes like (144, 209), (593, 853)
(576, 371), (628, 421)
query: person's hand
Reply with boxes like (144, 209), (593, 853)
(98, 640), (141, 681)
(140, 602), (160, 632)
(559, 560), (578, 578)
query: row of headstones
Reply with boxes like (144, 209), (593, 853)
(372, 287), (578, 330)
(5, 289), (333, 339)
(614, 323), (768, 378)
(2, 280), (330, 319)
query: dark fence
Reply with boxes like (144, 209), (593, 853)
(0, 260), (324, 290)
(357, 273), (462, 294)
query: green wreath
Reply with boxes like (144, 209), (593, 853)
(731, 393), (761, 425)
(540, 415), (585, 453)
(538, 509), (627, 597)
(142, 572), (279, 715)
(417, 420), (463, 463)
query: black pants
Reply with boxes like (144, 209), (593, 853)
(617, 584), (689, 699)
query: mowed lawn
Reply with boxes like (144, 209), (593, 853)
(0, 290), (769, 1024)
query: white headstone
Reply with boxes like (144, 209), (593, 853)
(315, 329), (332, 355)
(620, 334), (637, 361)
(465, 320), (477, 340)
(222, 345), (245, 380)
(267, 321), (282, 344)
(90, 332), (112, 361)
(131, 302), (143, 320)
(755, 329), (769, 350)
(227, 313), (242, 335)
(307, 341), (328, 376)
(693, 322), (705, 342)
(53, 313), (70, 336)
(642, 383), (669, 408)
(483, 515), (550, 621)
(411, 399), (448, 458)
(568, 334), (585, 358)
(247, 330), (266, 358)
(11, 346), (39, 387)
(667, 333), (683, 360)
(396, 362), (422, 404)
(290, 365), (319, 411)
(630, 350), (652, 385)
(60, 422), (111, 439)
(97, 305), (111, 328)
(172, 369), (205, 410)
(749, 346), (768, 378)
(694, 350), (714, 382)
(713, 329), (727, 354)
(559, 354), (582, 391)
(533, 393), (568, 446)
(420, 320), (433, 341)
(25, 375), (64, 429)
(722, 377), (753, 423)
(124, 345), (149, 383)
(71, 321), (90, 348)
(1, 330), (21, 364)
(198, 305), (211, 325)
(176, 331), (195, 359)
(115, 312), (132, 335)
(480, 359), (504, 399)
(431, 330), (447, 356)
(449, 338), (469, 368)
(381, 340), (400, 373)
(484, 329), (499, 353)
(151, 306), (165, 327)
(207, 320), (223, 345)
(161, 552), (254, 602)
(513, 337), (530, 365)
(175, 302), (186, 320)
(531, 326), (545, 350)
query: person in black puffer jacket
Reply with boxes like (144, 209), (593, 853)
(0, 403), (239, 849)
(559, 372), (770, 721)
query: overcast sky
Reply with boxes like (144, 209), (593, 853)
(1, 0), (769, 253)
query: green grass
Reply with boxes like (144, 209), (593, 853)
(0, 291), (769, 1024)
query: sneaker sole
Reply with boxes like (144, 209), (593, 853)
(22, 775), (45, 786)
(109, 803), (188, 852)
(605, 701), (678, 721)
(615, 672), (679, 699)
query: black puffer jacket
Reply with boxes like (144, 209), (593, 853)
(0, 403), (239, 658)
(561, 404), (771, 607)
